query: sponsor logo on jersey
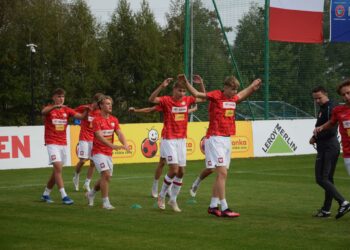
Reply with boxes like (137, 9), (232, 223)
(343, 120), (350, 128)
(172, 106), (187, 113)
(223, 102), (236, 109)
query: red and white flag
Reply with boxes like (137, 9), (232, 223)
(269, 0), (325, 43)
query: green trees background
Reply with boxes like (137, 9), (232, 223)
(1, 0), (349, 125)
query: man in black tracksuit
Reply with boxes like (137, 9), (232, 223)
(310, 86), (347, 217)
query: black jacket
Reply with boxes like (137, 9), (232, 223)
(315, 100), (340, 151)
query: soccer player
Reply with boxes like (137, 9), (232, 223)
(149, 75), (205, 212)
(129, 104), (199, 198)
(40, 88), (88, 205)
(72, 93), (104, 192)
(309, 86), (347, 218)
(85, 95), (129, 210)
(314, 80), (350, 219)
(182, 75), (262, 217)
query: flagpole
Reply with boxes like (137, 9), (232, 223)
(264, 0), (270, 120)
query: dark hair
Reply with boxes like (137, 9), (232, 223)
(52, 88), (65, 96)
(337, 79), (350, 95)
(312, 86), (327, 94)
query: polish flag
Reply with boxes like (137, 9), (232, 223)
(269, 0), (325, 43)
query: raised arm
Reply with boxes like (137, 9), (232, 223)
(128, 106), (158, 113)
(236, 78), (262, 103)
(193, 75), (207, 102)
(188, 104), (198, 113)
(179, 74), (207, 99)
(73, 108), (88, 120)
(148, 78), (173, 103)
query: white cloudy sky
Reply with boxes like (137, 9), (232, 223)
(85, 0), (172, 25)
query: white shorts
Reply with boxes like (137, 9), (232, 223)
(342, 158), (350, 176)
(160, 139), (186, 167)
(92, 154), (113, 176)
(77, 141), (93, 159)
(205, 136), (231, 169)
(46, 144), (68, 165)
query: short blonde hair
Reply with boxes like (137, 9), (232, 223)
(224, 76), (240, 90)
(97, 95), (113, 109)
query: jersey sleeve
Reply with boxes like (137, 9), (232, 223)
(233, 95), (240, 102)
(206, 90), (219, 101)
(75, 105), (88, 114)
(330, 106), (339, 125)
(154, 105), (162, 112)
(92, 118), (102, 133)
(66, 107), (78, 117)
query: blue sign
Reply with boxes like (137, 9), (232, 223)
(330, 0), (350, 42)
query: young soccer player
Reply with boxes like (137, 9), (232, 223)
(314, 79), (350, 219)
(85, 95), (129, 210)
(129, 104), (199, 198)
(182, 75), (262, 217)
(149, 76), (205, 212)
(72, 93), (104, 192)
(40, 88), (88, 205)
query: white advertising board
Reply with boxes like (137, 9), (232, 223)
(252, 119), (317, 157)
(0, 126), (71, 170)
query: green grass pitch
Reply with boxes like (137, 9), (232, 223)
(0, 155), (350, 249)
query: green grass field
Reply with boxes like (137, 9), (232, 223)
(1, 155), (350, 249)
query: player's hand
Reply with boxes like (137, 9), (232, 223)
(177, 74), (188, 83)
(128, 107), (136, 112)
(193, 75), (203, 84)
(309, 136), (316, 145)
(161, 78), (173, 88)
(313, 126), (322, 136)
(251, 78), (262, 91)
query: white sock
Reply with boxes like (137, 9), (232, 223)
(43, 187), (52, 196)
(220, 199), (228, 211)
(152, 179), (158, 190)
(192, 177), (201, 188)
(74, 172), (80, 178)
(85, 179), (91, 185)
(102, 197), (110, 205)
(59, 188), (68, 199)
(159, 175), (173, 198)
(210, 197), (220, 208)
(170, 177), (183, 202)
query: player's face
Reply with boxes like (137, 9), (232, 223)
(173, 87), (186, 100)
(312, 91), (329, 106)
(52, 94), (65, 105)
(101, 99), (113, 114)
(223, 85), (238, 98)
(340, 86), (350, 104)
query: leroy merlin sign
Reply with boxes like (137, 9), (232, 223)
(261, 123), (297, 153)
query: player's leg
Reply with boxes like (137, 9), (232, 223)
(334, 158), (350, 219)
(41, 170), (55, 203)
(208, 168), (221, 216)
(190, 168), (214, 197)
(151, 157), (166, 198)
(73, 141), (90, 191)
(83, 160), (95, 192)
(100, 170), (114, 209)
(158, 164), (178, 209)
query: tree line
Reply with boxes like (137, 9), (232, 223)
(1, 0), (349, 125)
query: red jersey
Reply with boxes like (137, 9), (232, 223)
(206, 90), (240, 137)
(44, 105), (77, 145)
(330, 105), (350, 157)
(158, 95), (196, 139)
(75, 104), (101, 142)
(92, 115), (120, 157)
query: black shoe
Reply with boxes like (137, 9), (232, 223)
(313, 209), (331, 218)
(336, 202), (350, 219)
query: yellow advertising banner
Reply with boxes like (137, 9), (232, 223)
(69, 121), (254, 165)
